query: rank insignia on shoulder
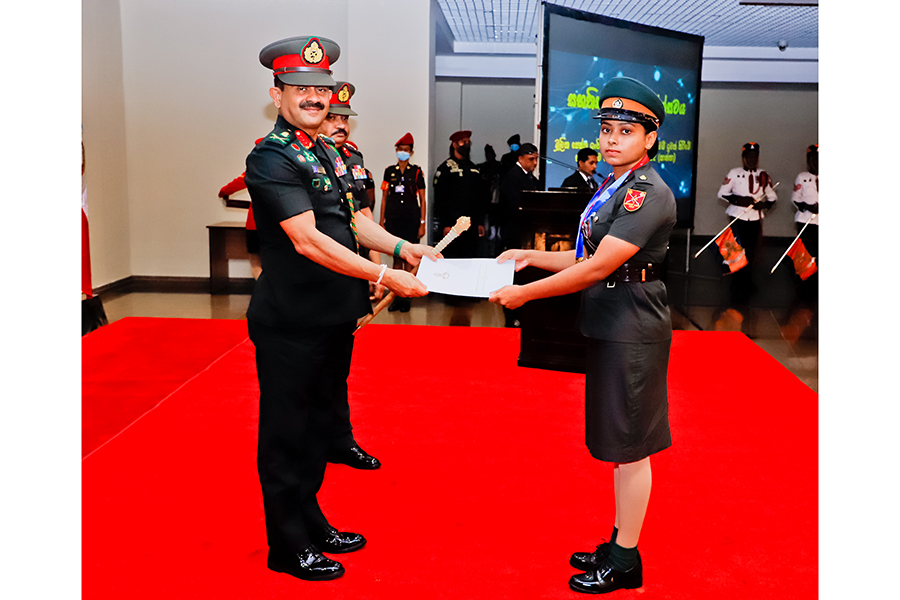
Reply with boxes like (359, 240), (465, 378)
(623, 189), (647, 212)
(295, 131), (314, 149)
(639, 175), (647, 180)
(267, 133), (289, 145)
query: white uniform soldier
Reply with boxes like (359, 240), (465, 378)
(792, 144), (818, 229)
(716, 142), (777, 302)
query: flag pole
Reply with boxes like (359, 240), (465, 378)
(693, 182), (779, 259)
(770, 213), (815, 274)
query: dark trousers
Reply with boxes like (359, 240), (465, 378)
(730, 219), (762, 302)
(249, 319), (356, 552)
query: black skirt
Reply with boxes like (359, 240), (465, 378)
(584, 338), (672, 463)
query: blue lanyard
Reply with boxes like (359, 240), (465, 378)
(575, 157), (648, 259)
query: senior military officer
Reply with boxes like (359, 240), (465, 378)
(433, 130), (487, 258)
(317, 81), (383, 470)
(244, 36), (438, 582)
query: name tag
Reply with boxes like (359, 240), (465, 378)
(395, 184), (405, 194)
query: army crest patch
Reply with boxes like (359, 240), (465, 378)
(337, 84), (351, 103)
(302, 38), (325, 65)
(623, 189), (646, 212)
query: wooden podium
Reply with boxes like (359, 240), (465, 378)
(514, 189), (593, 374)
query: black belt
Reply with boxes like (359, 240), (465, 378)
(602, 262), (661, 284)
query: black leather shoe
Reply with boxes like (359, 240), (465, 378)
(388, 297), (402, 312)
(569, 555), (642, 594)
(267, 545), (344, 581)
(570, 541), (610, 571)
(310, 526), (366, 554)
(328, 445), (381, 469)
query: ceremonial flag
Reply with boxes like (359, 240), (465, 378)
(786, 238), (817, 280)
(715, 227), (748, 273)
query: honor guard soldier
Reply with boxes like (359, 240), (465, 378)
(717, 142), (778, 302)
(379, 132), (427, 312)
(491, 77), (677, 595)
(792, 144), (818, 258)
(433, 130), (488, 259)
(244, 35), (437, 582)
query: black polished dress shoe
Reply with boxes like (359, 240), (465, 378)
(570, 541), (610, 571)
(328, 445), (381, 469)
(569, 555), (642, 594)
(267, 545), (344, 581)
(310, 526), (366, 554)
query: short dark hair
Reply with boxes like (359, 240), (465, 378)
(274, 77), (285, 90)
(517, 142), (538, 156)
(576, 148), (598, 163)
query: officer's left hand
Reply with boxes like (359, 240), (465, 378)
(489, 284), (529, 310)
(400, 243), (442, 267)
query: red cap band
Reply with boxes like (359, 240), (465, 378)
(272, 53), (331, 75)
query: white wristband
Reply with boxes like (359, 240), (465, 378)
(375, 263), (387, 286)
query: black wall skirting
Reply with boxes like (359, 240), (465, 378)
(94, 276), (255, 297)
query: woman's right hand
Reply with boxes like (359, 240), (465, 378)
(496, 249), (532, 272)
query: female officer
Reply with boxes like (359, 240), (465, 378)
(490, 77), (676, 595)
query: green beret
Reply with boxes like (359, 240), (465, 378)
(259, 36), (341, 88)
(594, 76), (665, 130)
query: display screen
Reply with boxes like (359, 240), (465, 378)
(541, 5), (704, 228)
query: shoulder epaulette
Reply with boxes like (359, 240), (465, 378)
(264, 129), (292, 146)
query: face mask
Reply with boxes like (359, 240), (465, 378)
(510, 144), (520, 152)
(458, 143), (471, 158)
(396, 151), (411, 161)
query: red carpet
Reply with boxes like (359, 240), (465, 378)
(81, 317), (250, 457)
(82, 319), (817, 599)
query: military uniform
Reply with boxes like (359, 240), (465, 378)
(792, 145), (818, 258)
(382, 162), (426, 242)
(716, 143), (777, 300)
(433, 137), (487, 258)
(244, 36), (368, 581)
(579, 161), (675, 462)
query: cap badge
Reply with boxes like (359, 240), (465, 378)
(612, 98), (624, 109)
(623, 188), (647, 212)
(302, 38), (326, 65)
(337, 84), (351, 103)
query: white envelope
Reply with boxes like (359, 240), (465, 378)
(415, 258), (515, 298)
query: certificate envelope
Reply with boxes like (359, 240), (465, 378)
(415, 258), (515, 298)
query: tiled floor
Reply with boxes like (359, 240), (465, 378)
(98, 285), (817, 392)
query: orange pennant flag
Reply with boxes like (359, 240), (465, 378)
(786, 238), (817, 280)
(715, 227), (748, 273)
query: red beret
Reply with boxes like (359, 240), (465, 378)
(449, 130), (471, 143)
(395, 132), (414, 147)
